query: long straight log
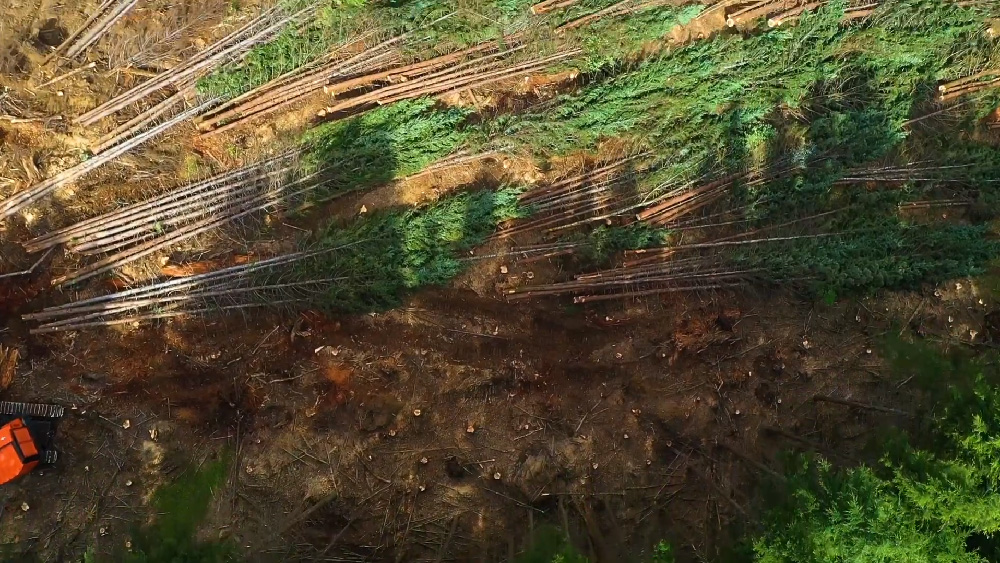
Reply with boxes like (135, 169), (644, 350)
(322, 46), (527, 114)
(198, 46), (402, 136)
(535, 260), (737, 289)
(525, 179), (622, 211)
(1, 101), (212, 220)
(508, 280), (740, 301)
(204, 46), (397, 120)
(531, 0), (580, 14)
(76, 9), (272, 123)
(940, 77), (1000, 102)
(574, 258), (710, 283)
(322, 43), (488, 97)
(645, 188), (727, 226)
(64, 165), (298, 251)
(92, 86), (193, 153)
(557, 0), (637, 30)
(370, 50), (579, 115)
(74, 169), (319, 255)
(841, 6), (877, 20)
(767, 1), (825, 27)
(53, 177), (320, 286)
(24, 153), (297, 251)
(66, 0), (140, 59)
(523, 171), (620, 204)
(512, 268), (755, 298)
(37, 62), (98, 88)
(573, 281), (744, 303)
(427, 51), (582, 100)
(198, 57), (400, 137)
(31, 300), (302, 334)
(727, 0), (776, 26)
(73, 185), (275, 254)
(813, 394), (910, 416)
(78, 5), (312, 124)
(195, 31), (380, 124)
(521, 162), (629, 203)
(53, 212), (244, 286)
(36, 278), (338, 330)
(636, 171), (744, 221)
(500, 193), (622, 237)
(45, 0), (117, 63)
(528, 181), (619, 213)
(332, 42), (534, 110)
(24, 250), (323, 321)
(199, 31), (411, 131)
(557, 0), (673, 31)
(940, 68), (1000, 92)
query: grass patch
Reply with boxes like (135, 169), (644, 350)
(118, 456), (235, 562)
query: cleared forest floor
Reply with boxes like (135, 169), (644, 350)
(2, 0), (1000, 561)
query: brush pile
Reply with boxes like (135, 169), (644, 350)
(46, 0), (141, 62)
(23, 251), (329, 334)
(23, 151), (317, 287)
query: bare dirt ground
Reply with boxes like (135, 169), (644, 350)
(2, 1), (999, 562)
(4, 255), (993, 561)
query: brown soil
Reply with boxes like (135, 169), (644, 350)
(3, 248), (991, 562)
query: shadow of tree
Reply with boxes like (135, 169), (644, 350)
(552, 1), (1000, 300)
(285, 183), (526, 312)
(299, 98), (473, 205)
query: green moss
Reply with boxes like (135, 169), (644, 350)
(122, 456), (236, 562)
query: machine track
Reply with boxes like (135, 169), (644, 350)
(0, 401), (65, 419)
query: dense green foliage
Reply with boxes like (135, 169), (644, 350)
(515, 526), (589, 563)
(734, 208), (1000, 295)
(198, 0), (537, 98)
(494, 0), (994, 158)
(300, 98), (472, 199)
(574, 224), (671, 265)
(292, 187), (526, 310)
(480, 0), (1000, 295)
(564, 3), (704, 70)
(753, 342), (1000, 562)
(122, 457), (236, 562)
(198, 0), (369, 98)
(202, 0), (1000, 309)
(280, 0), (1000, 301)
(197, 0), (701, 98)
(198, 25), (344, 99)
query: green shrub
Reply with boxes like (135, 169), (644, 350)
(290, 186), (527, 310)
(754, 342), (1000, 562)
(515, 526), (588, 563)
(300, 98), (473, 200)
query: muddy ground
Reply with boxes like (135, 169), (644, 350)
(1, 1), (998, 562)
